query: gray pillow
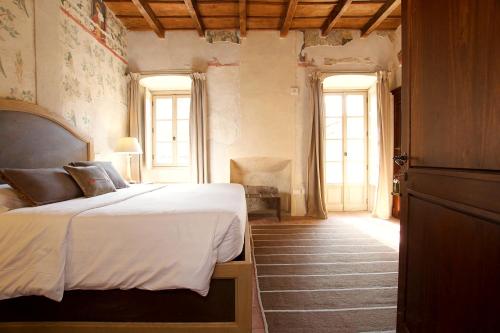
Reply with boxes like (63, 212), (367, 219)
(64, 165), (116, 197)
(69, 161), (128, 189)
(0, 168), (83, 206)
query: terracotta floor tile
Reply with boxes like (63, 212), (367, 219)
(252, 306), (265, 329)
(252, 329), (266, 333)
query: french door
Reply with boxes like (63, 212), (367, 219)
(324, 92), (368, 211)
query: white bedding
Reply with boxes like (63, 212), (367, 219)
(0, 183), (247, 301)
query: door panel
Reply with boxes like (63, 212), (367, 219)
(326, 186), (343, 211)
(406, 196), (500, 332)
(325, 97), (344, 211)
(408, 0), (500, 170)
(398, 0), (500, 332)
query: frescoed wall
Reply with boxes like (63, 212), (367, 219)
(0, 0), (35, 102)
(57, 0), (128, 139)
(0, 0), (129, 172)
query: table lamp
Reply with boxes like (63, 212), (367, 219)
(115, 137), (143, 182)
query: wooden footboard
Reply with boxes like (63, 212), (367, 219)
(0, 223), (253, 333)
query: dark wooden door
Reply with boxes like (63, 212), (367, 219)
(398, 0), (500, 332)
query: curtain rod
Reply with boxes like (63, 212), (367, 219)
(129, 70), (196, 76)
(321, 70), (378, 75)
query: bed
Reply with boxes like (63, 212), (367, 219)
(0, 98), (252, 333)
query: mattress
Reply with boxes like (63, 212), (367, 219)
(0, 183), (247, 301)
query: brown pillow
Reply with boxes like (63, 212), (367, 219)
(69, 161), (128, 189)
(0, 168), (83, 206)
(64, 165), (116, 197)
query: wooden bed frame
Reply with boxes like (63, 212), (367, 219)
(0, 98), (253, 333)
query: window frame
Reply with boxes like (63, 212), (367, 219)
(151, 91), (191, 168)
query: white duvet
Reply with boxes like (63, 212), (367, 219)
(0, 183), (247, 301)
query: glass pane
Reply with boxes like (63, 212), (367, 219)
(346, 140), (365, 162)
(177, 97), (191, 119)
(326, 162), (342, 184)
(347, 117), (365, 139)
(325, 118), (342, 139)
(326, 140), (343, 162)
(156, 142), (173, 164)
(156, 120), (173, 142)
(324, 95), (342, 117)
(346, 95), (365, 116)
(346, 162), (365, 184)
(176, 120), (189, 142)
(177, 142), (190, 165)
(156, 98), (172, 119)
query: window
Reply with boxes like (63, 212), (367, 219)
(152, 94), (191, 167)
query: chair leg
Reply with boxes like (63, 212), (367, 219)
(276, 197), (281, 221)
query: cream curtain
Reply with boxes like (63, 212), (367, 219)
(190, 73), (209, 184)
(306, 72), (328, 219)
(372, 71), (394, 219)
(128, 73), (145, 182)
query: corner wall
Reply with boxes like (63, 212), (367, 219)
(127, 29), (401, 216)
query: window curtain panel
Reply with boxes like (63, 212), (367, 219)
(190, 73), (209, 184)
(128, 73), (145, 183)
(372, 70), (394, 219)
(306, 72), (328, 219)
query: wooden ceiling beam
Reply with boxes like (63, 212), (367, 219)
(130, 0), (164, 38)
(361, 0), (401, 37)
(183, 0), (205, 36)
(280, 0), (299, 37)
(321, 0), (352, 36)
(239, 0), (247, 37)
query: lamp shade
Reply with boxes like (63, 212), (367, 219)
(115, 137), (143, 154)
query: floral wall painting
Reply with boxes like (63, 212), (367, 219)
(0, 0), (35, 102)
(0, 57), (6, 78)
(91, 0), (106, 41)
(13, 0), (28, 17)
(0, 0), (128, 173)
(58, 0), (128, 137)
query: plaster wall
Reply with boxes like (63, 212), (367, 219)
(127, 29), (401, 216)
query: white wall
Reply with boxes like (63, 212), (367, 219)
(127, 29), (401, 215)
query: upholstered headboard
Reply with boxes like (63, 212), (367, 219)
(0, 98), (93, 183)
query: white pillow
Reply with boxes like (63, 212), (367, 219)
(0, 184), (29, 212)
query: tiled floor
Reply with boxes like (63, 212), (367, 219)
(250, 211), (400, 332)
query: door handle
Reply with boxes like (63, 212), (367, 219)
(393, 153), (408, 166)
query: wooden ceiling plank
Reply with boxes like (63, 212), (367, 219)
(240, 0), (247, 37)
(149, 3), (190, 17)
(361, 0), (401, 36)
(183, 0), (205, 36)
(321, 0), (352, 36)
(280, 0), (299, 37)
(130, 0), (165, 37)
(247, 3), (286, 17)
(104, 2), (141, 16)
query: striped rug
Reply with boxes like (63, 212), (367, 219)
(251, 222), (399, 333)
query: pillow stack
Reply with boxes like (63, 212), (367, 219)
(0, 161), (128, 210)
(63, 165), (116, 197)
(69, 161), (129, 189)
